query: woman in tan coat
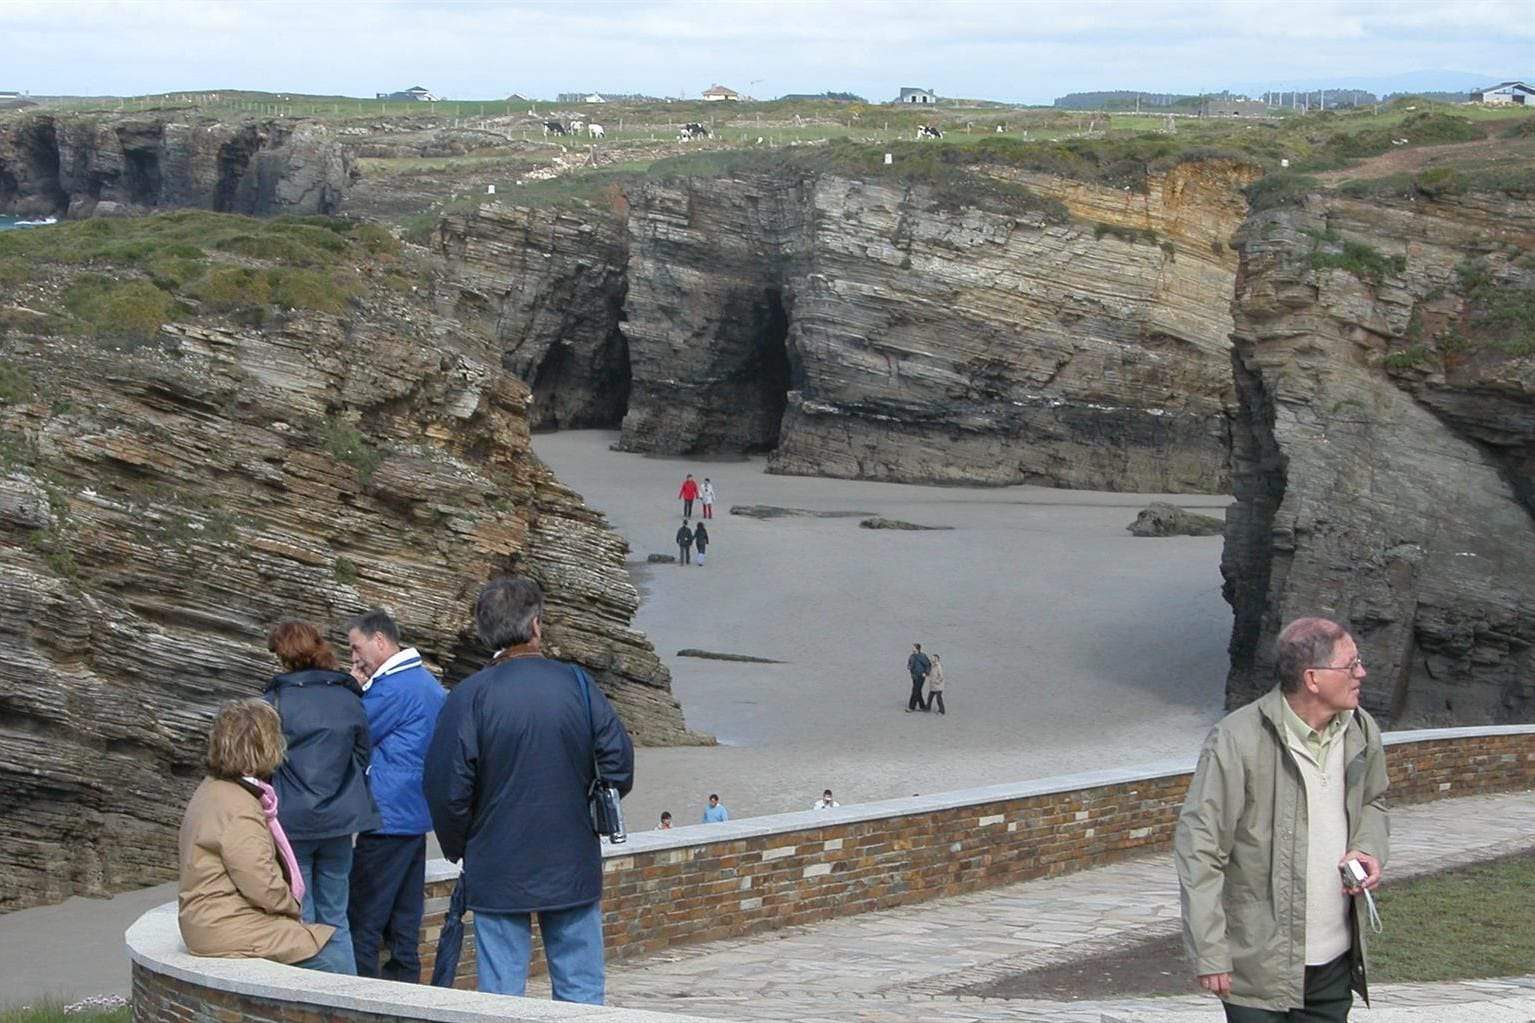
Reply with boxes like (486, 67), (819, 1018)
(178, 698), (336, 965)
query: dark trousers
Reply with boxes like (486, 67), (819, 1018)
(682, 498), (694, 517)
(349, 833), (426, 983)
(679, 544), (692, 564)
(926, 691), (946, 714)
(1223, 953), (1353, 1023)
(907, 678), (926, 711)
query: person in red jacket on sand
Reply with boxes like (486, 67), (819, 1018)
(678, 474), (699, 518)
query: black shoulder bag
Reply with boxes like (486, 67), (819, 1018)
(576, 667), (627, 844)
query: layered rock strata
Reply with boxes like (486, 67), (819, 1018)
(0, 244), (699, 911)
(0, 113), (353, 218)
(443, 160), (1256, 492)
(433, 202), (630, 431)
(1223, 190), (1535, 725)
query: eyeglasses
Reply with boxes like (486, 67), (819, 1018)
(1309, 656), (1365, 673)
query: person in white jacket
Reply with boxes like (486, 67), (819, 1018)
(700, 479), (717, 519)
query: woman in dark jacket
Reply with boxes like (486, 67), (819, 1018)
(263, 621), (380, 974)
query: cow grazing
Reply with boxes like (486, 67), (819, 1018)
(542, 120), (568, 137)
(917, 124), (943, 139)
(570, 120), (585, 133)
(588, 123), (606, 139)
(678, 122), (710, 141)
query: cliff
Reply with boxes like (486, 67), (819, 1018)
(1223, 189), (1535, 724)
(0, 214), (699, 911)
(0, 112), (354, 219)
(435, 158), (1257, 493)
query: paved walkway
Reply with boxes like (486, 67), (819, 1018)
(530, 791), (1535, 1022)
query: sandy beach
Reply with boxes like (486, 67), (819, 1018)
(534, 431), (1233, 829)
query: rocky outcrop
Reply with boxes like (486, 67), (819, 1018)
(1223, 190), (1535, 725)
(0, 241), (700, 911)
(608, 161), (1255, 492)
(0, 113), (354, 218)
(1127, 502), (1224, 537)
(434, 160), (1254, 492)
(433, 202), (630, 431)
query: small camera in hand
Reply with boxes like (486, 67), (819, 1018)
(1339, 858), (1367, 890)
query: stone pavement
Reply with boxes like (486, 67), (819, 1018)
(530, 791), (1535, 1022)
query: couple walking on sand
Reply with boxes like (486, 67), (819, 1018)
(904, 643), (947, 714)
(677, 474), (716, 519)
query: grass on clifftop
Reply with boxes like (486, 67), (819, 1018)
(0, 1001), (130, 1023)
(0, 212), (400, 340)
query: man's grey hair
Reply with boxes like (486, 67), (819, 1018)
(476, 576), (544, 651)
(347, 609), (400, 645)
(1275, 617), (1349, 694)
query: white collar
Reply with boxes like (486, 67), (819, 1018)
(367, 647), (421, 688)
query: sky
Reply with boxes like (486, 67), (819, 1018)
(4, 0), (1530, 105)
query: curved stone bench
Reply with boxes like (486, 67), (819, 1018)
(130, 724), (1535, 1022)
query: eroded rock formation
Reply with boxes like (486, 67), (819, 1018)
(0, 113), (354, 218)
(0, 241), (700, 911)
(435, 159), (1257, 492)
(1223, 190), (1535, 725)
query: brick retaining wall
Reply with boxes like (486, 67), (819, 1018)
(414, 727), (1535, 984)
(130, 726), (1535, 1023)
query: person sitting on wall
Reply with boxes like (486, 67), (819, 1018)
(702, 793), (730, 822)
(177, 698), (338, 968)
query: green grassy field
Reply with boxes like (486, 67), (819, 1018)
(0, 1000), (129, 1023)
(1370, 853), (1535, 982)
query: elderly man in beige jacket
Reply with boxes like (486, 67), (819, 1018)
(1174, 617), (1389, 1021)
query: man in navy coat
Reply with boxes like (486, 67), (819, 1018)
(424, 576), (635, 1004)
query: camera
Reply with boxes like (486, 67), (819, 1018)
(1339, 858), (1367, 888)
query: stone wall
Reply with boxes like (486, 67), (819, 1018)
(130, 726), (1535, 1023)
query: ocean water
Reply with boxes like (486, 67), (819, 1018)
(0, 214), (58, 231)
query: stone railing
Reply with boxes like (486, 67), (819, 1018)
(131, 725), (1535, 1020)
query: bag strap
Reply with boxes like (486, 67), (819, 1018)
(574, 666), (606, 784)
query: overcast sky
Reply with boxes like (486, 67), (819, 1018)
(5, 0), (1529, 104)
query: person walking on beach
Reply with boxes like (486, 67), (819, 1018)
(678, 474), (699, 518)
(813, 789), (839, 810)
(924, 655), (947, 715)
(345, 611), (446, 983)
(700, 478), (716, 519)
(262, 621), (380, 974)
(425, 577), (634, 1003)
(693, 521), (709, 566)
(906, 643), (931, 713)
(675, 519), (695, 565)
(657, 812), (673, 830)
(1174, 616), (1388, 1021)
(702, 794), (730, 823)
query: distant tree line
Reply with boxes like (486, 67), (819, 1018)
(1056, 88), (1414, 111)
(776, 91), (868, 103)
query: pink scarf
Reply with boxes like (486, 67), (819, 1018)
(244, 776), (305, 904)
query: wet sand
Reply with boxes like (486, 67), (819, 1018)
(534, 431), (1231, 829)
(0, 430), (1233, 1001)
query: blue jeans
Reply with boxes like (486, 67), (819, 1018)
(474, 901), (605, 1004)
(289, 835), (357, 975)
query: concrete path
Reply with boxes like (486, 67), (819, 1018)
(524, 790), (1535, 1022)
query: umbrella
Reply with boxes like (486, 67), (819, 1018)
(430, 872), (468, 988)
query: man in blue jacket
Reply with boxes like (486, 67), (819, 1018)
(424, 577), (634, 1004)
(345, 610), (446, 982)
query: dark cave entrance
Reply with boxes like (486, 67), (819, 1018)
(19, 120), (70, 216)
(739, 286), (794, 453)
(122, 147), (162, 207)
(528, 321), (633, 431)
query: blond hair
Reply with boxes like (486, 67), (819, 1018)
(206, 698), (286, 779)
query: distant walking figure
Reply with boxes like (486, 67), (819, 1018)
(693, 522), (709, 566)
(675, 519), (695, 565)
(906, 643), (931, 713)
(678, 474), (699, 518)
(700, 478), (716, 519)
(925, 655), (946, 715)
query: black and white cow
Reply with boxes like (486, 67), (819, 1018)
(678, 122), (710, 141)
(542, 120), (568, 137)
(916, 124), (943, 140)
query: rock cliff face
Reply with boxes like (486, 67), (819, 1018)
(433, 202), (630, 431)
(1223, 190), (1535, 724)
(440, 160), (1255, 492)
(0, 238), (698, 911)
(0, 113), (353, 218)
